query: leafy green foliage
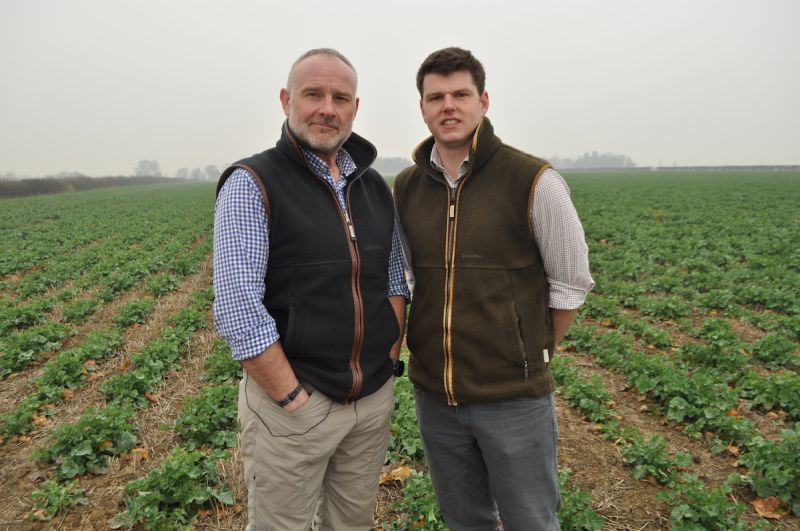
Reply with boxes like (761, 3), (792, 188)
(620, 429), (692, 486)
(696, 289), (736, 312)
(0, 329), (122, 436)
(554, 359), (616, 426)
(168, 256), (199, 276)
(0, 395), (41, 436)
(114, 448), (233, 530)
(616, 316), (672, 348)
(37, 329), (121, 389)
(103, 306), (206, 409)
(639, 296), (692, 321)
(388, 371), (424, 463)
(202, 340), (241, 385)
(558, 468), (605, 531)
(579, 295), (621, 322)
(61, 296), (102, 324)
(30, 479), (86, 521)
(0, 322), (70, 378)
(618, 351), (752, 442)
(168, 307), (207, 332)
(146, 274), (180, 297)
(175, 385), (238, 450)
(737, 371), (800, 419)
(677, 342), (747, 378)
(739, 424), (800, 515)
(189, 287), (214, 310)
(750, 333), (799, 369)
(588, 330), (633, 368)
(112, 298), (155, 328)
(383, 470), (446, 531)
(658, 474), (751, 530)
(0, 297), (54, 333)
(33, 403), (138, 479)
(561, 322), (596, 353)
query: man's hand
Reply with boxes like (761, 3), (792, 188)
(388, 295), (407, 362)
(241, 341), (307, 410)
(551, 308), (579, 346)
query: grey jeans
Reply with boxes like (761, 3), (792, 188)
(414, 387), (561, 531)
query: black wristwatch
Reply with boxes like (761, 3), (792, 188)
(392, 359), (405, 377)
(275, 383), (303, 407)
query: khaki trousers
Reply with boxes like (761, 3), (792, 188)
(238, 373), (395, 531)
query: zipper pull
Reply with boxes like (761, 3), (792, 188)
(449, 188), (456, 219)
(524, 360), (529, 381)
(344, 211), (356, 240)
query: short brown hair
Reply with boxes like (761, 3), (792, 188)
(416, 47), (486, 96)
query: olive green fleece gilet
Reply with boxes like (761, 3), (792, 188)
(394, 118), (555, 404)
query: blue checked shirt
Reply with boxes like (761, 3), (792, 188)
(213, 147), (410, 361)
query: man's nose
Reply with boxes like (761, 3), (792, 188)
(319, 95), (336, 115)
(442, 94), (456, 111)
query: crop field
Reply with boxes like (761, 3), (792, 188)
(0, 171), (798, 530)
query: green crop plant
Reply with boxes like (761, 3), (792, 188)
(113, 298), (155, 328)
(113, 447), (233, 530)
(61, 296), (102, 324)
(175, 385), (239, 450)
(658, 474), (755, 530)
(383, 470), (446, 531)
(146, 274), (180, 297)
(0, 322), (70, 378)
(639, 296), (692, 321)
(33, 403), (138, 479)
(750, 333), (799, 370)
(558, 468), (605, 531)
(620, 430), (692, 486)
(0, 297), (53, 333)
(739, 423), (800, 516)
(202, 340), (242, 385)
(388, 370), (424, 463)
(29, 479), (86, 521)
(737, 371), (800, 419)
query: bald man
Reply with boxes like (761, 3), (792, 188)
(213, 48), (408, 530)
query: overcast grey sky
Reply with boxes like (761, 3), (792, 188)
(1, 0), (798, 177)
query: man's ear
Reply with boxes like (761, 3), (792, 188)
(280, 88), (290, 116)
(480, 90), (489, 116)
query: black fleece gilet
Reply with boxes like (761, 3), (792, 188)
(217, 123), (398, 403)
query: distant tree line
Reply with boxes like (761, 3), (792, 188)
(0, 160), (225, 199)
(135, 160), (222, 180)
(370, 153), (638, 174)
(0, 176), (188, 199)
(373, 157), (413, 176)
(548, 151), (636, 170)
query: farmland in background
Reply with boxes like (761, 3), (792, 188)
(0, 171), (798, 530)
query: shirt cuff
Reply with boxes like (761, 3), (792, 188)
(388, 286), (411, 299)
(225, 321), (280, 361)
(548, 279), (595, 310)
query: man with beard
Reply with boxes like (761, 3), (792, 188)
(213, 48), (408, 530)
(394, 47), (594, 530)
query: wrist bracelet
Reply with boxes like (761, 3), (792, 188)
(276, 383), (304, 407)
